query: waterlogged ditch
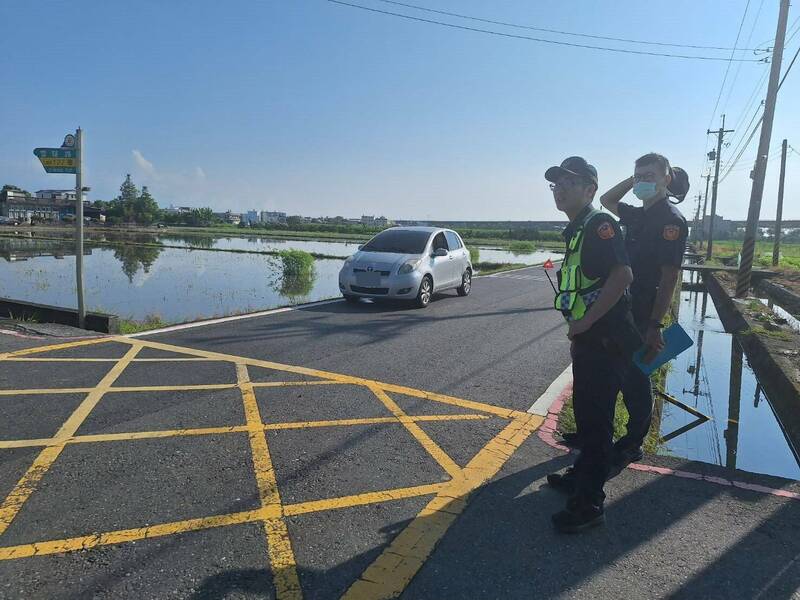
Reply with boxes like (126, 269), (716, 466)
(659, 285), (800, 480)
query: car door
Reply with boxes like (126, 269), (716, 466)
(430, 232), (453, 289)
(445, 230), (468, 285)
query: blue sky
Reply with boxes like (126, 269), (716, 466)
(1, 0), (798, 220)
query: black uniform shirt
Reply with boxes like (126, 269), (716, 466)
(561, 205), (629, 280)
(618, 198), (688, 325)
(560, 205), (631, 336)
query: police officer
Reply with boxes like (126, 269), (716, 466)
(544, 157), (639, 533)
(600, 153), (689, 469)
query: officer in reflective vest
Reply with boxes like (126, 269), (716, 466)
(544, 156), (636, 533)
(600, 153), (689, 471)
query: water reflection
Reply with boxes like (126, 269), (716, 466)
(660, 288), (800, 480)
(110, 243), (163, 282)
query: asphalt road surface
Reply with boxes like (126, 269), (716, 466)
(1, 266), (798, 599)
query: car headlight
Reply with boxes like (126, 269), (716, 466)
(398, 259), (421, 274)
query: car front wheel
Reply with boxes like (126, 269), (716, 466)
(415, 276), (433, 308)
(457, 270), (471, 296)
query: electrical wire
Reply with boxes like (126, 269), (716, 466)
(721, 0), (765, 115)
(374, 0), (767, 52)
(717, 40), (800, 181)
(327, 0), (769, 62)
(707, 0), (753, 133)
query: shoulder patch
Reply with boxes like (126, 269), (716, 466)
(663, 224), (681, 241)
(596, 221), (615, 240)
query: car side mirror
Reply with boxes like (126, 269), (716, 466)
(433, 248), (448, 257)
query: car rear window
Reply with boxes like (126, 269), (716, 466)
(361, 230), (431, 254)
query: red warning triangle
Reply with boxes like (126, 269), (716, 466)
(543, 258), (555, 269)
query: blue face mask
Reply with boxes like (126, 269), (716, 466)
(633, 181), (658, 201)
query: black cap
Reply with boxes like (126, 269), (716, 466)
(667, 166), (690, 201)
(545, 156), (598, 186)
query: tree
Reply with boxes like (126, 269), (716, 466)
(188, 207), (215, 226)
(134, 186), (160, 225)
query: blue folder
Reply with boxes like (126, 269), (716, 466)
(633, 323), (694, 376)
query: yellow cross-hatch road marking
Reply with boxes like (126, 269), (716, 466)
(0, 335), (543, 599)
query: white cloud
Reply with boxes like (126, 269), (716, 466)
(132, 149), (155, 175)
(195, 166), (206, 180)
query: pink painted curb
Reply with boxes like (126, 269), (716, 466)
(536, 379), (800, 502)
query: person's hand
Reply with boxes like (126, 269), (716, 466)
(643, 325), (665, 363)
(567, 318), (593, 340)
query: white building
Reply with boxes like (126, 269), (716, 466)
(261, 211), (287, 224)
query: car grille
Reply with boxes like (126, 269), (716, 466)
(353, 268), (391, 276)
(350, 285), (390, 295)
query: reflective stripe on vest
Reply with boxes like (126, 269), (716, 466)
(554, 209), (604, 321)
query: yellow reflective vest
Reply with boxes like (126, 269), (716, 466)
(554, 209), (605, 322)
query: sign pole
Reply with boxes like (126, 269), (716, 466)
(75, 127), (86, 329)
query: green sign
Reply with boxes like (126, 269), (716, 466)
(33, 147), (78, 174)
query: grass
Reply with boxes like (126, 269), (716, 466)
(468, 246), (480, 264)
(473, 262), (528, 275)
(278, 249), (315, 278)
(19, 223), (567, 250)
(508, 240), (537, 254)
(749, 325), (793, 342)
(702, 240), (800, 271)
(119, 315), (169, 334)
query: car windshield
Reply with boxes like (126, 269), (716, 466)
(361, 230), (431, 254)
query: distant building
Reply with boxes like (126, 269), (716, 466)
(260, 211), (287, 224)
(361, 215), (375, 225)
(242, 210), (261, 225)
(1, 187), (86, 222)
(702, 214), (733, 238)
(212, 210), (241, 225)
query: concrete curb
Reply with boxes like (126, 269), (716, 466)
(536, 377), (800, 501)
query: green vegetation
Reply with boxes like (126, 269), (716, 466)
(750, 325), (793, 341)
(119, 314), (168, 334)
(277, 249), (315, 279)
(703, 240), (800, 272)
(508, 240), (536, 254)
(468, 246), (480, 264)
(473, 262), (527, 275)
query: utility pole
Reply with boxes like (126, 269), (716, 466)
(692, 193), (702, 241)
(75, 127), (86, 329)
(699, 172), (711, 248)
(736, 0), (791, 296)
(772, 138), (787, 266)
(706, 116), (734, 260)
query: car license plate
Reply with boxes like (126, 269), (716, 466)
(356, 272), (381, 287)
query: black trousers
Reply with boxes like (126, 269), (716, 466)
(615, 319), (654, 453)
(570, 336), (628, 506)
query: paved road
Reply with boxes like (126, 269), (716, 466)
(1, 267), (799, 599)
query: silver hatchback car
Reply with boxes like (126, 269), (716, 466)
(339, 227), (472, 308)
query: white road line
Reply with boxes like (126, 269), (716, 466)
(125, 298), (344, 338)
(527, 363), (573, 416)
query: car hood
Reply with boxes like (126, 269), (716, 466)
(350, 251), (420, 270)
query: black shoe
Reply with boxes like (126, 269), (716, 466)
(552, 499), (605, 534)
(614, 446), (644, 467)
(546, 468), (577, 495)
(559, 431), (584, 449)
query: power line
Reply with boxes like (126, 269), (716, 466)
(327, 0), (769, 62)
(707, 0), (753, 132)
(721, 0), (765, 114)
(719, 38), (799, 180)
(374, 0), (766, 52)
